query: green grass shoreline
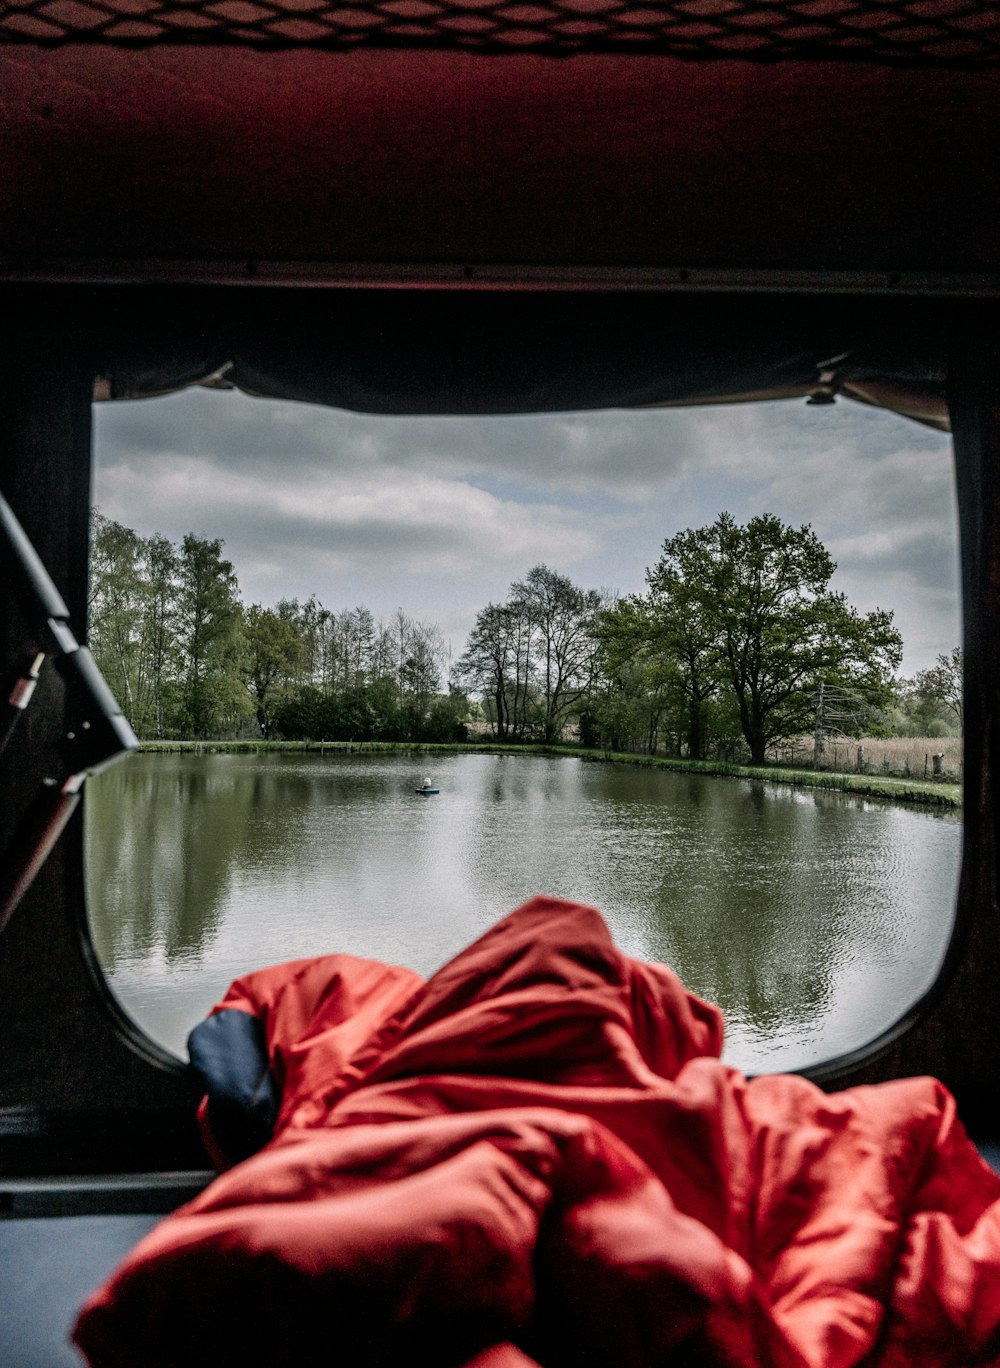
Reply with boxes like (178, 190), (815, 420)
(135, 739), (962, 810)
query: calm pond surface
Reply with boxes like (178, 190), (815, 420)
(85, 751), (961, 1074)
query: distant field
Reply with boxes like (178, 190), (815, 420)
(774, 735), (963, 782)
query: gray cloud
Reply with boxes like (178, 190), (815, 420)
(93, 386), (960, 674)
(97, 389), (699, 503)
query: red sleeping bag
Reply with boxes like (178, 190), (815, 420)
(75, 895), (1000, 1367)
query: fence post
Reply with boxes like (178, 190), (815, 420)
(814, 681), (825, 766)
(856, 744), (865, 773)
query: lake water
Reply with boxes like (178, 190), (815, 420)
(84, 751), (962, 1074)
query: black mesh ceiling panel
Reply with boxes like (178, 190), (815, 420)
(1, 0), (998, 59)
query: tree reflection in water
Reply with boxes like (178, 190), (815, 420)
(85, 752), (960, 1071)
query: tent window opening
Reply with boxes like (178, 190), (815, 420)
(83, 382), (960, 1075)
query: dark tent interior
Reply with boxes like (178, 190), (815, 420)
(3, 6), (1000, 1362)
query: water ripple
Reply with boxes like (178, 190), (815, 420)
(86, 752), (961, 1073)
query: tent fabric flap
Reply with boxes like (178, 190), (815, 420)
(61, 286), (954, 425)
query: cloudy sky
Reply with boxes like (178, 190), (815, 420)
(92, 385), (959, 677)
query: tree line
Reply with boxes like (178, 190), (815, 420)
(88, 510), (466, 743)
(88, 508), (962, 758)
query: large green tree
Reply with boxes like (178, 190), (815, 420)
(515, 565), (603, 744)
(142, 533), (181, 738)
(641, 547), (724, 760)
(590, 597), (681, 754)
(88, 510), (148, 724)
(242, 603), (306, 739)
(89, 513), (181, 737)
(458, 565), (601, 743)
(907, 647), (963, 733)
(648, 513), (902, 764)
(177, 534), (245, 738)
(457, 601), (528, 739)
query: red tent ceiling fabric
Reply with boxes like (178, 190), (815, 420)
(4, 51), (1000, 296)
(75, 896), (1000, 1368)
(3, 0), (1000, 60)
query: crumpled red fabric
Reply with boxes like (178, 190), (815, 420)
(74, 895), (1000, 1368)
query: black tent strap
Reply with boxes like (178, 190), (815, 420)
(1, 0), (999, 60)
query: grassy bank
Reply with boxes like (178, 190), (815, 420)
(135, 738), (961, 809)
(580, 750), (961, 809)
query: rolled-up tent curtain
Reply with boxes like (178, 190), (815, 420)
(68, 286), (951, 427)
